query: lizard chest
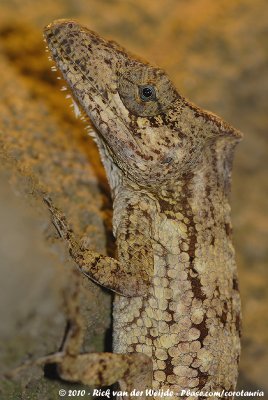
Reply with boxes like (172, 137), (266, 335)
(113, 214), (240, 392)
(112, 246), (205, 391)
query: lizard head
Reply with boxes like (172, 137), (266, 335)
(44, 20), (242, 189)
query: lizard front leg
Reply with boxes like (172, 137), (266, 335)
(45, 197), (151, 297)
(56, 353), (152, 398)
(44, 259), (152, 398)
(47, 285), (152, 399)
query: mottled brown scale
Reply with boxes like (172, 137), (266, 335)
(44, 19), (242, 400)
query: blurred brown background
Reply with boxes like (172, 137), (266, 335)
(0, 0), (267, 399)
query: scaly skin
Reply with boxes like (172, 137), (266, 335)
(44, 20), (242, 399)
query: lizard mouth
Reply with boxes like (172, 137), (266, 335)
(44, 20), (149, 177)
(44, 20), (109, 107)
(44, 20), (125, 121)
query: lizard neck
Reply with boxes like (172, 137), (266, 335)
(116, 136), (233, 238)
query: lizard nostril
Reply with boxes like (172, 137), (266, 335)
(161, 156), (173, 164)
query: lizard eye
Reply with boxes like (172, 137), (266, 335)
(139, 85), (156, 102)
(118, 66), (178, 116)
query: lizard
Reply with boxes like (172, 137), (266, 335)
(43, 19), (242, 400)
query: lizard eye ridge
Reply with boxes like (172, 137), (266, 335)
(139, 85), (156, 102)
